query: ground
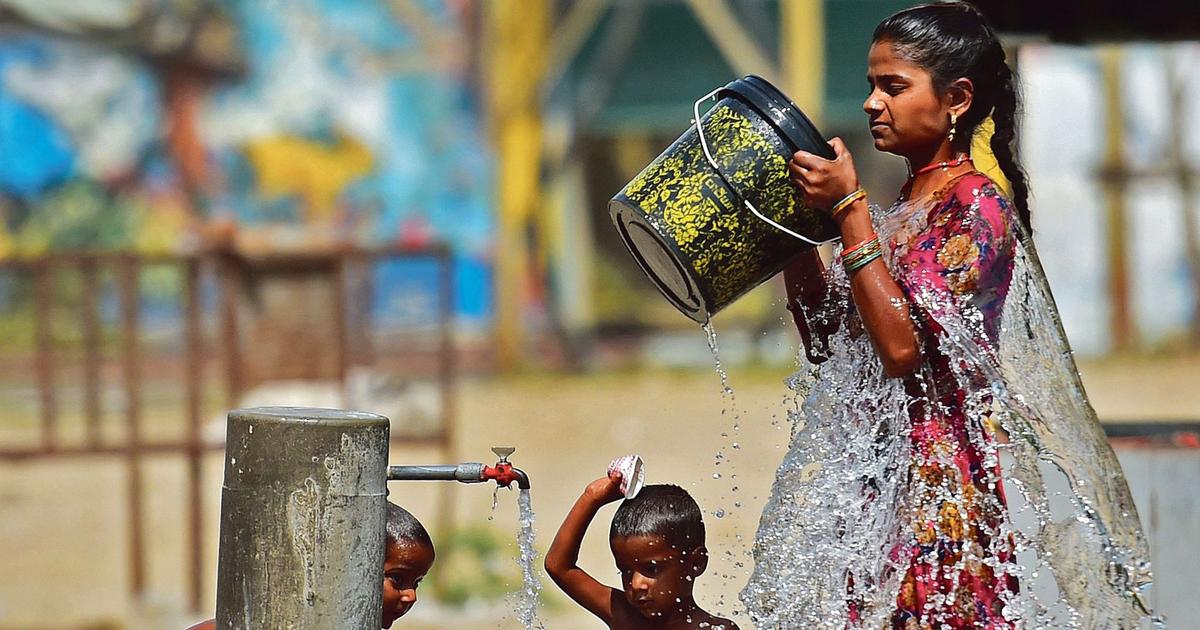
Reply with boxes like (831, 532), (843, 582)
(0, 353), (1197, 629)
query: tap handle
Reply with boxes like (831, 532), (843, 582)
(491, 446), (516, 462)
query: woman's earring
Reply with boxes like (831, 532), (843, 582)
(948, 112), (958, 144)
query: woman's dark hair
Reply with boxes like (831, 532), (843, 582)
(874, 1), (1031, 230)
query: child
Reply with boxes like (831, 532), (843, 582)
(186, 501), (434, 630)
(546, 476), (738, 629)
(380, 501), (435, 627)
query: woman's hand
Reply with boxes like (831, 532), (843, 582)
(788, 137), (860, 212)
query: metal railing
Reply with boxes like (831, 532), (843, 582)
(0, 244), (456, 612)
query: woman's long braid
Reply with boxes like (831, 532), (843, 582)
(989, 59), (1031, 232)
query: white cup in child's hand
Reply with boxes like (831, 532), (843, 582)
(607, 455), (645, 499)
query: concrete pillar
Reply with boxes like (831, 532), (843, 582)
(214, 407), (390, 629)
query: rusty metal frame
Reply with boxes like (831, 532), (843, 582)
(0, 244), (457, 613)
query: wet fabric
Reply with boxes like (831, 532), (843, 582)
(741, 173), (1154, 629)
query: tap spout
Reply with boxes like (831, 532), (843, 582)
(387, 463), (485, 484)
(481, 462), (532, 489)
(511, 466), (531, 490)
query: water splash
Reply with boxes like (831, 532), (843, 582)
(701, 319), (753, 616)
(741, 195), (1156, 628)
(512, 488), (546, 630)
(702, 320), (734, 398)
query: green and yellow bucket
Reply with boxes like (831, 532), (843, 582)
(610, 75), (837, 323)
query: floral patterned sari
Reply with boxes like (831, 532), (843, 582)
(742, 171), (1153, 629)
(887, 172), (1018, 628)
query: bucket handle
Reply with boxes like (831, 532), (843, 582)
(693, 88), (838, 247)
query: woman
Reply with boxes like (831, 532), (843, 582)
(741, 3), (1153, 628)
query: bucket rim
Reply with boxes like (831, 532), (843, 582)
(609, 198), (710, 323)
(722, 75), (835, 160)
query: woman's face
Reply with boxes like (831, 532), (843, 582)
(863, 40), (956, 158)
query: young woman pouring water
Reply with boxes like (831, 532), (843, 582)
(742, 3), (1155, 628)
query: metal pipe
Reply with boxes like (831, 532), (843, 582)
(387, 463), (485, 483)
(220, 254), (242, 407)
(119, 256), (145, 597)
(81, 258), (101, 447)
(33, 261), (56, 451)
(387, 456), (531, 489)
(184, 258), (204, 613)
(215, 407), (389, 630)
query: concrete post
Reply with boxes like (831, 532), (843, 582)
(214, 407), (390, 629)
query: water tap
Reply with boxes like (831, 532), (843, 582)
(386, 447), (530, 489)
(482, 447), (531, 489)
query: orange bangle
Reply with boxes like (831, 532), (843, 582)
(840, 234), (878, 260)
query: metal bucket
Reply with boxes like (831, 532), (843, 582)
(609, 75), (837, 323)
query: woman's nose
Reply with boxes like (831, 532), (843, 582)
(400, 588), (417, 603)
(863, 94), (882, 115)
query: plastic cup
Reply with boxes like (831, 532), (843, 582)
(607, 454), (646, 499)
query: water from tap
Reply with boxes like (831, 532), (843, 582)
(512, 488), (546, 630)
(488, 485), (500, 521)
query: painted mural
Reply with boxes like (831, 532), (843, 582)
(0, 0), (494, 324)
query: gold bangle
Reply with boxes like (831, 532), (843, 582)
(831, 188), (866, 216)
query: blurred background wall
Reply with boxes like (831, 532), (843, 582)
(0, 1), (1197, 629)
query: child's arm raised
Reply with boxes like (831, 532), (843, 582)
(544, 476), (625, 623)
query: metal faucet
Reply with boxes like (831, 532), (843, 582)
(386, 446), (531, 489)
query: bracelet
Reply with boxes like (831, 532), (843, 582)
(841, 237), (882, 272)
(843, 246), (879, 271)
(839, 234), (878, 261)
(843, 239), (882, 272)
(831, 188), (867, 216)
(844, 248), (882, 273)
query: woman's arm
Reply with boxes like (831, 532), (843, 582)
(782, 248), (832, 364)
(790, 139), (921, 377)
(832, 196), (921, 376)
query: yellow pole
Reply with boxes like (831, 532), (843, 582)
(780, 0), (824, 125)
(1099, 46), (1134, 352)
(781, 0), (828, 266)
(485, 0), (549, 369)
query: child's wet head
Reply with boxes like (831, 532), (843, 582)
(381, 503), (435, 628)
(608, 485), (708, 620)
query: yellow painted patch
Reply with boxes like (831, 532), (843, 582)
(245, 134), (374, 220)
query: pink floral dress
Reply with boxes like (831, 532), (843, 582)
(887, 172), (1019, 629)
(753, 168), (1152, 628)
